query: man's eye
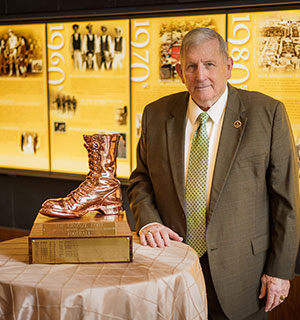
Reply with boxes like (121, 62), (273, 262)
(186, 65), (196, 72)
(205, 62), (215, 67)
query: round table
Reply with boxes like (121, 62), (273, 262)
(0, 236), (207, 320)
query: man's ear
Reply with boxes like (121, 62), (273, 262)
(175, 63), (185, 84)
(226, 57), (234, 80)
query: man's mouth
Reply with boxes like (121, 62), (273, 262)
(195, 85), (209, 90)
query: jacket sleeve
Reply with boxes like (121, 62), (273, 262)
(264, 101), (300, 279)
(127, 107), (163, 233)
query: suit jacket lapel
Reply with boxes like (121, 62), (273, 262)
(207, 85), (248, 224)
(166, 92), (189, 212)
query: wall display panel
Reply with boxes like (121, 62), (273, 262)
(47, 20), (130, 178)
(130, 14), (226, 169)
(0, 24), (49, 170)
(228, 10), (300, 170)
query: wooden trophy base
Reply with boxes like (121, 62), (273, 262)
(28, 211), (132, 264)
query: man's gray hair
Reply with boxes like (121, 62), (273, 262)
(180, 27), (229, 61)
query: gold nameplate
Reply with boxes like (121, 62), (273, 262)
(28, 211), (132, 264)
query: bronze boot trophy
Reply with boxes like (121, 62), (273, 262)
(39, 134), (123, 218)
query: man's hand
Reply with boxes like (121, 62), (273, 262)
(259, 274), (290, 312)
(139, 223), (183, 248)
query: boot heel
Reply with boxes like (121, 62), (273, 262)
(99, 204), (123, 215)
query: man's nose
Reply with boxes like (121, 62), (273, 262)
(195, 64), (206, 81)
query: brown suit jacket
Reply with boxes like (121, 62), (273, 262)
(128, 84), (300, 319)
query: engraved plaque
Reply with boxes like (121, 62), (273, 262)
(28, 211), (132, 264)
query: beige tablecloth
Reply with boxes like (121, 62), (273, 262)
(0, 236), (207, 320)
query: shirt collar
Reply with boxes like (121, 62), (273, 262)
(187, 86), (228, 125)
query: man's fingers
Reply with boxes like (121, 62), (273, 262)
(169, 230), (183, 242)
(266, 292), (282, 312)
(272, 295), (281, 311)
(145, 231), (158, 248)
(139, 233), (147, 246)
(140, 224), (183, 247)
(259, 277), (267, 299)
(161, 230), (172, 247)
(152, 231), (165, 248)
(260, 274), (290, 312)
(157, 228), (183, 246)
(264, 291), (275, 312)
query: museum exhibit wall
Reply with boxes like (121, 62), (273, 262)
(1, 0), (300, 238)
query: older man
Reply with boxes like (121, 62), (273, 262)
(128, 28), (299, 319)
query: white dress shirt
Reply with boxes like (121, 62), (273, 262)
(185, 86), (228, 207)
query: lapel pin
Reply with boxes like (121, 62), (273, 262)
(234, 120), (242, 128)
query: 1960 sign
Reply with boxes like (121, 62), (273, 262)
(48, 24), (65, 86)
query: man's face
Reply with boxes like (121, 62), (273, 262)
(176, 39), (233, 109)
(115, 28), (122, 37)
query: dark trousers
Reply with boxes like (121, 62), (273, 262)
(200, 252), (268, 320)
